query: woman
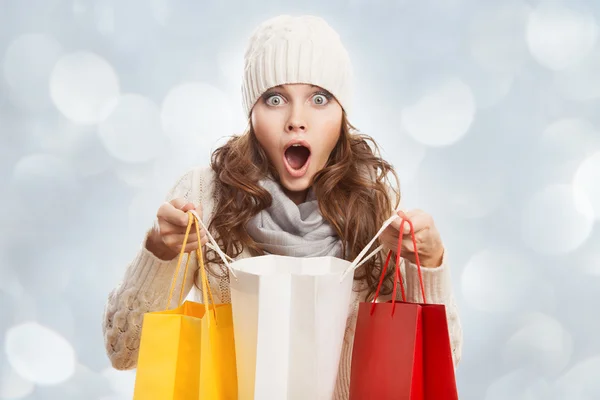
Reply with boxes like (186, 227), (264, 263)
(102, 14), (462, 398)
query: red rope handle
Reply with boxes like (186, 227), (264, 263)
(404, 218), (427, 305)
(370, 216), (427, 315)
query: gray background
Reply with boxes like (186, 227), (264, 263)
(1, 0), (600, 398)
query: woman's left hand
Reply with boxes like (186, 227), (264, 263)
(380, 209), (445, 268)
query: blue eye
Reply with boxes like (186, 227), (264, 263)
(313, 91), (332, 105)
(265, 94), (284, 106)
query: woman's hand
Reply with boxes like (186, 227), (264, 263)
(380, 209), (445, 268)
(146, 199), (208, 261)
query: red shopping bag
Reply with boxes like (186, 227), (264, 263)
(349, 217), (458, 400)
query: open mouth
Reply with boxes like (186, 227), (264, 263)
(283, 143), (311, 177)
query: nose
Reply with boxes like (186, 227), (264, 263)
(285, 107), (307, 133)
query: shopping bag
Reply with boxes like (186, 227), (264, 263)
(132, 211), (237, 399)
(196, 213), (401, 400)
(349, 217), (458, 400)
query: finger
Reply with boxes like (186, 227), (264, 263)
(159, 203), (190, 227)
(169, 198), (188, 209)
(400, 210), (430, 234)
(400, 237), (418, 253)
(389, 216), (401, 231)
(395, 210), (414, 233)
(200, 235), (208, 247)
(162, 233), (199, 248)
(180, 202), (196, 212)
(183, 242), (201, 253)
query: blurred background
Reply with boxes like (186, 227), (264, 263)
(1, 0), (600, 398)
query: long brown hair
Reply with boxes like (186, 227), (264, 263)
(202, 113), (401, 301)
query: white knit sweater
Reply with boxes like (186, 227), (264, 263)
(102, 165), (463, 399)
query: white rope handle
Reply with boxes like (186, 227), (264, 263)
(340, 213), (401, 281)
(190, 210), (237, 278)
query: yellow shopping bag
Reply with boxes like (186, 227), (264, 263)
(132, 211), (238, 399)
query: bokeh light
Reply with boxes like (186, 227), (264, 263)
(160, 82), (235, 152)
(50, 51), (120, 124)
(521, 184), (594, 255)
(555, 355), (600, 399)
(461, 248), (537, 314)
(5, 322), (76, 385)
(400, 78), (476, 146)
(573, 152), (600, 220)
(469, 1), (531, 74)
(98, 94), (166, 163)
(526, 3), (598, 70)
(503, 313), (573, 376)
(1, 2), (598, 398)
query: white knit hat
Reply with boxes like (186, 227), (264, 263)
(241, 15), (354, 117)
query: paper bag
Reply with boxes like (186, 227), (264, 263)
(349, 217), (458, 399)
(197, 213), (400, 400)
(132, 212), (238, 399)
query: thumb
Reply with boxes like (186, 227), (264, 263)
(396, 210), (411, 233)
(181, 203), (196, 212)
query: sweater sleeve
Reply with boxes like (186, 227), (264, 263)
(102, 168), (203, 370)
(400, 250), (463, 368)
(382, 184), (463, 367)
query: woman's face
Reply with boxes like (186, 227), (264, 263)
(251, 84), (343, 204)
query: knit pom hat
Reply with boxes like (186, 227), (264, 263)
(241, 14), (354, 117)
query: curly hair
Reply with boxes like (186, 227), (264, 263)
(200, 113), (401, 301)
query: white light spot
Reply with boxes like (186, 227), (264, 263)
(556, 355), (600, 399)
(114, 161), (156, 189)
(161, 82), (234, 152)
(5, 322), (76, 385)
(526, 3), (598, 70)
(485, 369), (554, 400)
(573, 152), (600, 220)
(2, 33), (63, 111)
(555, 47), (600, 101)
(98, 94), (165, 163)
(521, 184), (594, 255)
(504, 313), (572, 376)
(0, 361), (34, 399)
(461, 248), (535, 314)
(400, 79), (475, 146)
(101, 368), (136, 398)
(536, 118), (600, 184)
(469, 2), (532, 74)
(50, 51), (120, 124)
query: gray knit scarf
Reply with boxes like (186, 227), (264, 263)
(245, 178), (343, 258)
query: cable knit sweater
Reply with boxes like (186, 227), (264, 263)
(102, 165), (463, 399)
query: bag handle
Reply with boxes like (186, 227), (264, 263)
(369, 217), (427, 316)
(339, 213), (400, 281)
(189, 210), (237, 278)
(165, 212), (218, 324)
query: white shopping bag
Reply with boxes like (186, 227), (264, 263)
(196, 212), (400, 400)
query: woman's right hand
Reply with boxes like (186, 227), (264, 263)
(146, 199), (208, 260)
